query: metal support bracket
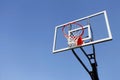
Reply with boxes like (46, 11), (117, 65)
(71, 44), (99, 80)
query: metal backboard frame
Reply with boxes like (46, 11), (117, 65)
(53, 10), (112, 53)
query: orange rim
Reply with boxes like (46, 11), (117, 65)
(62, 22), (84, 40)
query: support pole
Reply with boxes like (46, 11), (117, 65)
(90, 63), (99, 80)
(71, 45), (99, 80)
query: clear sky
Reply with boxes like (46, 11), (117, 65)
(0, 0), (120, 80)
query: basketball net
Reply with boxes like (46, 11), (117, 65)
(62, 22), (84, 47)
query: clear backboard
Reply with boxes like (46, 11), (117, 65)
(53, 10), (112, 53)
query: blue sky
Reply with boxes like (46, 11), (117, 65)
(0, 0), (120, 80)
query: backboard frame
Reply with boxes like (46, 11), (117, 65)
(52, 10), (112, 53)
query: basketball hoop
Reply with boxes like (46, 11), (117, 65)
(62, 22), (84, 47)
